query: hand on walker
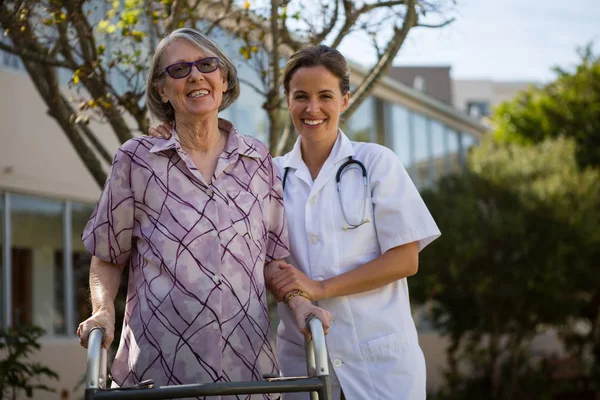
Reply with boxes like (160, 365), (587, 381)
(148, 121), (172, 139)
(77, 309), (115, 350)
(288, 296), (332, 341)
(271, 263), (326, 302)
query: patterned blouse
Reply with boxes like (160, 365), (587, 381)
(83, 119), (289, 399)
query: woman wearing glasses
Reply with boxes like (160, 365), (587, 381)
(151, 44), (440, 399)
(77, 28), (331, 396)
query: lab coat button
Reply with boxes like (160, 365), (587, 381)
(308, 234), (319, 244)
(315, 276), (324, 281)
(309, 196), (317, 205)
(212, 321), (219, 330)
(205, 187), (213, 196)
(212, 275), (221, 284)
(211, 231), (218, 238)
(333, 359), (343, 368)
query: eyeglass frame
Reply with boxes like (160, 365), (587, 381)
(163, 56), (221, 79)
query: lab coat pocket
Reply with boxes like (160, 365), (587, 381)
(227, 190), (267, 244)
(361, 331), (409, 363)
(334, 196), (380, 261)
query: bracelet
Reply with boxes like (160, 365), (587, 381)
(283, 289), (312, 305)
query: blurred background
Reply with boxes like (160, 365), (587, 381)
(0, 0), (598, 398)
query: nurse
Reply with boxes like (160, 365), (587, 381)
(268, 45), (441, 400)
(150, 44), (440, 399)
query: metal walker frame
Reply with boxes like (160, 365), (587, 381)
(84, 318), (331, 400)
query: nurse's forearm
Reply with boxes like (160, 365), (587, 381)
(320, 241), (418, 300)
(89, 256), (126, 314)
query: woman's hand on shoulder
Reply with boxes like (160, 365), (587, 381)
(271, 263), (326, 302)
(148, 121), (172, 139)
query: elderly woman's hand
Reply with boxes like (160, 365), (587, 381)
(148, 121), (172, 139)
(287, 297), (332, 340)
(77, 309), (115, 350)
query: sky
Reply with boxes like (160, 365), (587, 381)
(339, 0), (600, 82)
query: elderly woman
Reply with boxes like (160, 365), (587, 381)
(77, 28), (331, 395)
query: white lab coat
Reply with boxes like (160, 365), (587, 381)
(274, 131), (441, 400)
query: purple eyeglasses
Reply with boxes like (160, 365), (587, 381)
(164, 57), (220, 79)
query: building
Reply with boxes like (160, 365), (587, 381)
(387, 66), (453, 104)
(0, 28), (488, 399)
(452, 79), (538, 119)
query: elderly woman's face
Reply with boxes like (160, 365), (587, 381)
(157, 39), (227, 119)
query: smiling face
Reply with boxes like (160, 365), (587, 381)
(156, 39), (228, 121)
(286, 65), (350, 147)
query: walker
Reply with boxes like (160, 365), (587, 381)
(84, 318), (331, 400)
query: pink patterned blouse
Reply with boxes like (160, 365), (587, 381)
(82, 119), (289, 399)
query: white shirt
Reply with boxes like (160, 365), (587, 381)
(274, 131), (441, 400)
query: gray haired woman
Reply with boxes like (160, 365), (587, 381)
(77, 28), (331, 397)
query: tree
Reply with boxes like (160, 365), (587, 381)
(411, 137), (600, 399)
(0, 0), (455, 188)
(493, 44), (600, 169)
(0, 326), (59, 400)
(491, 44), (600, 387)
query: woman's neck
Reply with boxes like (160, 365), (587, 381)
(175, 114), (222, 153)
(300, 133), (337, 180)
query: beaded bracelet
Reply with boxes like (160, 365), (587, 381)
(283, 289), (312, 304)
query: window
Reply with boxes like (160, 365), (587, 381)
(0, 193), (4, 330)
(446, 129), (461, 173)
(459, 133), (478, 167)
(466, 101), (490, 118)
(342, 96), (376, 143)
(413, 76), (426, 92)
(385, 103), (412, 168)
(430, 121), (446, 181)
(412, 113), (431, 188)
(10, 194), (64, 334)
(71, 203), (95, 332)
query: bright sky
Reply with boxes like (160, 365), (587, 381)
(339, 0), (600, 82)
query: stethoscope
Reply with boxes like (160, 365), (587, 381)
(283, 156), (370, 230)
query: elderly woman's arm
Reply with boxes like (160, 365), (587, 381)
(77, 256), (126, 349)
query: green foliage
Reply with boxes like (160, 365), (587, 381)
(493, 44), (600, 169)
(0, 326), (59, 400)
(412, 137), (600, 398)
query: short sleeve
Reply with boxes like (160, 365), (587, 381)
(265, 154), (290, 262)
(82, 148), (135, 264)
(370, 147), (440, 253)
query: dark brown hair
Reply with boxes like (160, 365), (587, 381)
(282, 45), (350, 96)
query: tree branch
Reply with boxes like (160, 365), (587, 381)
(359, 0), (406, 14)
(166, 0), (187, 32)
(239, 77), (267, 96)
(311, 0), (340, 45)
(0, 41), (73, 69)
(417, 17), (455, 28)
(61, 1), (133, 144)
(330, 0), (357, 49)
(344, 0), (418, 119)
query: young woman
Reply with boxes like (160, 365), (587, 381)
(151, 44), (440, 400)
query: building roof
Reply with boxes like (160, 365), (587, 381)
(387, 66), (453, 104)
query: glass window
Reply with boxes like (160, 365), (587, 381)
(412, 113), (430, 188)
(466, 101), (490, 117)
(71, 203), (95, 333)
(460, 133), (478, 167)
(11, 194), (64, 334)
(342, 97), (375, 143)
(430, 121), (446, 181)
(385, 103), (411, 168)
(0, 193), (4, 330)
(447, 129), (460, 173)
